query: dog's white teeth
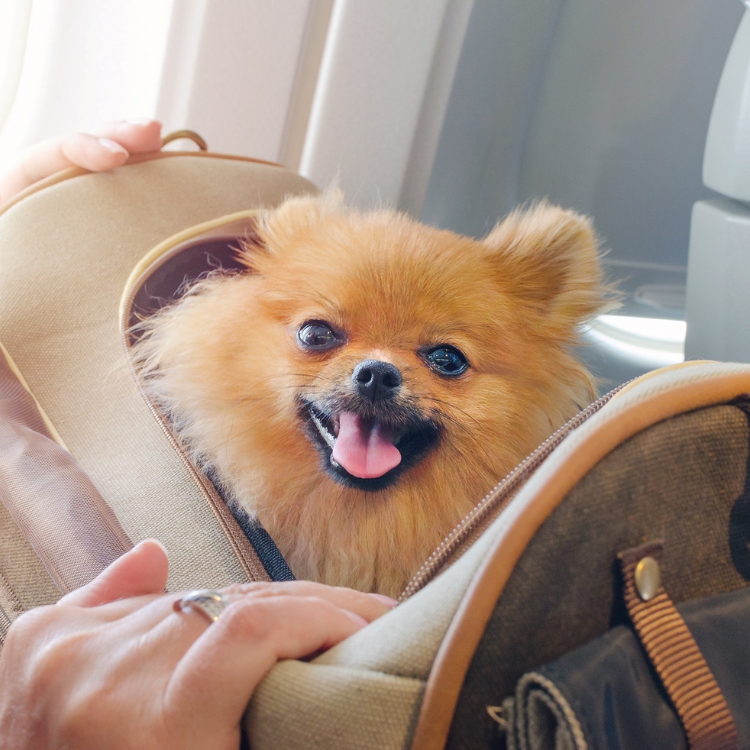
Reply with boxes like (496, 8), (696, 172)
(330, 456), (340, 468)
(310, 408), (336, 449)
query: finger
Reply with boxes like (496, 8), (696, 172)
(164, 596), (367, 731)
(0, 133), (122, 202)
(0, 120), (162, 205)
(90, 119), (163, 154)
(222, 580), (396, 623)
(60, 539), (169, 608)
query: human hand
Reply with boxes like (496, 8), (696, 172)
(0, 119), (163, 206)
(0, 540), (394, 750)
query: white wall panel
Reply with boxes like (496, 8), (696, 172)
(300, 0), (473, 210)
(422, 0), (563, 236)
(703, 9), (750, 202)
(156, 0), (317, 164)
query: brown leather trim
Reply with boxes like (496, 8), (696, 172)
(619, 542), (739, 750)
(409, 370), (750, 750)
(0, 150), (283, 217)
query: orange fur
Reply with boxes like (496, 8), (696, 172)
(134, 193), (610, 598)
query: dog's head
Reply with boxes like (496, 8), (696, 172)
(135, 193), (609, 594)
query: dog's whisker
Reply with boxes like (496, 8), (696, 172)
(420, 395), (484, 429)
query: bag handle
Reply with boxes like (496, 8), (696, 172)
(161, 130), (208, 151)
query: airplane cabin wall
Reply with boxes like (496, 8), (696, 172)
(0, 0), (746, 388)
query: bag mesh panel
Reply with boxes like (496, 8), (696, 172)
(0, 502), (59, 632)
(0, 351), (132, 595)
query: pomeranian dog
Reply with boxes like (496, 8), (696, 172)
(133, 192), (608, 598)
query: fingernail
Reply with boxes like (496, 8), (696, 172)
(125, 118), (159, 126)
(98, 138), (128, 155)
(132, 538), (168, 558)
(369, 594), (398, 608)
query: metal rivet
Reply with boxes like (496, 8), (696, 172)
(634, 556), (661, 601)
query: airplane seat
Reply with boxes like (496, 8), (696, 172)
(686, 7), (750, 362)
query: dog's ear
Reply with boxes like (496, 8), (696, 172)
(236, 190), (345, 272)
(482, 202), (611, 335)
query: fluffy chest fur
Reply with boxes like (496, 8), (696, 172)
(133, 194), (609, 598)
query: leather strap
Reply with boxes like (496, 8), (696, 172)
(618, 541), (739, 750)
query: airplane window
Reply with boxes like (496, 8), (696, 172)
(0, 1), (32, 134)
(0, 0), (172, 173)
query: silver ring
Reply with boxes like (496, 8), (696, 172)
(173, 589), (230, 624)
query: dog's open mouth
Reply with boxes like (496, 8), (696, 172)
(302, 403), (439, 491)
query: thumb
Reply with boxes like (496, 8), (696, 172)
(59, 539), (169, 608)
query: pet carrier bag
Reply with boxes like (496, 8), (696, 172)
(0, 137), (748, 750)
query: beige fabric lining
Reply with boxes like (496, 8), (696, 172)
(246, 662), (425, 750)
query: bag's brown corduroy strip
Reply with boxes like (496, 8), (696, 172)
(619, 541), (739, 750)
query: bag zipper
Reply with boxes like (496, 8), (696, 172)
(398, 381), (632, 602)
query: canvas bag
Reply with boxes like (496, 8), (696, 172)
(0, 142), (747, 748)
(0, 138), (318, 639)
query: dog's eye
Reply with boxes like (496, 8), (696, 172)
(298, 321), (342, 350)
(423, 346), (469, 376)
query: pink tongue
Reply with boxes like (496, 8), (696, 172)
(331, 412), (402, 479)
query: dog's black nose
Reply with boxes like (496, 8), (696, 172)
(352, 360), (402, 402)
